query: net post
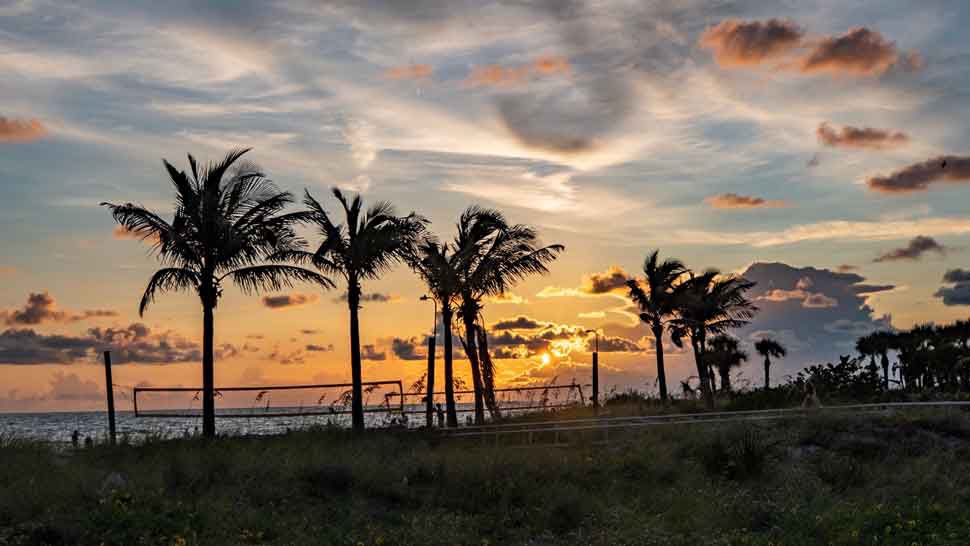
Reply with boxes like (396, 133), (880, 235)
(103, 350), (117, 445)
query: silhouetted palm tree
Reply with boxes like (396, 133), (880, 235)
(408, 239), (461, 427)
(670, 270), (757, 409)
(102, 149), (332, 437)
(754, 337), (786, 389)
(626, 250), (686, 403)
(452, 207), (564, 424)
(707, 334), (748, 392)
(869, 331), (894, 390)
(288, 189), (426, 431)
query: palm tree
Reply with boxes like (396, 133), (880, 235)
(869, 331), (893, 390)
(289, 189), (426, 431)
(408, 239), (461, 427)
(626, 250), (686, 403)
(452, 207), (564, 424)
(754, 337), (786, 389)
(707, 334), (748, 392)
(102, 149), (332, 437)
(670, 270), (757, 409)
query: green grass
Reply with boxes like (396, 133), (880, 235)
(4, 410), (970, 545)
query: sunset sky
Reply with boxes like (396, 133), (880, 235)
(2, 0), (970, 412)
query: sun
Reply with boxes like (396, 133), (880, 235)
(540, 353), (551, 365)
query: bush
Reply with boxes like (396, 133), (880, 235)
(695, 427), (771, 481)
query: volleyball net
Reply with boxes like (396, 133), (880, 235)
(386, 382), (586, 416)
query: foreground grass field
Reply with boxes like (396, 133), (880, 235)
(3, 409), (970, 546)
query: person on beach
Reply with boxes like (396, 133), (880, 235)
(436, 403), (445, 428)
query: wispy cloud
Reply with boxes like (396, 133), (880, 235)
(705, 193), (787, 209)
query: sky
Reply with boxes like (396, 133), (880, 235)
(2, 0), (970, 412)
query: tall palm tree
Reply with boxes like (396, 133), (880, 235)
(408, 239), (460, 427)
(670, 270), (757, 409)
(626, 250), (686, 403)
(869, 331), (893, 390)
(707, 334), (748, 392)
(452, 207), (564, 424)
(102, 149), (332, 437)
(288, 188), (426, 431)
(754, 337), (786, 389)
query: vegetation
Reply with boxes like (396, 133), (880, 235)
(755, 337), (787, 389)
(5, 410), (970, 545)
(101, 149), (332, 437)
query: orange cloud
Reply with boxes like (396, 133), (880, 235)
(699, 19), (803, 67)
(465, 56), (571, 87)
(817, 123), (909, 150)
(867, 155), (970, 194)
(705, 193), (787, 209)
(383, 64), (433, 80)
(0, 116), (47, 143)
(799, 27), (919, 76)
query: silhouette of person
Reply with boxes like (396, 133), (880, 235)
(84, 436), (93, 448)
(436, 403), (445, 428)
(71, 430), (79, 449)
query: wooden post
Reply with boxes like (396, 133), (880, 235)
(426, 334), (436, 428)
(103, 350), (117, 445)
(592, 351), (599, 412)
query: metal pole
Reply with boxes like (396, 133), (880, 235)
(102, 350), (116, 445)
(592, 350), (599, 412)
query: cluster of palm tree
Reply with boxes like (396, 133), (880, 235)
(104, 149), (562, 436)
(857, 320), (970, 392)
(626, 250), (772, 408)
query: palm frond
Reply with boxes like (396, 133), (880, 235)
(226, 265), (335, 295)
(139, 267), (200, 316)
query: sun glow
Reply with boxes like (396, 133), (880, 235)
(540, 352), (551, 365)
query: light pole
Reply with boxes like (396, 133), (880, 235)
(585, 329), (599, 412)
(420, 295), (437, 427)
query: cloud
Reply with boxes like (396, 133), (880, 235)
(333, 291), (398, 304)
(465, 56), (570, 87)
(383, 63), (433, 80)
(0, 116), (47, 142)
(362, 344), (386, 361)
(47, 372), (103, 401)
(306, 343), (334, 352)
(836, 264), (858, 273)
(492, 316), (546, 330)
(873, 235), (947, 262)
(817, 123), (908, 150)
(866, 155), (970, 194)
(586, 334), (642, 353)
(0, 323), (220, 365)
(578, 311), (606, 319)
(580, 265), (630, 295)
(391, 337), (425, 361)
(342, 117), (378, 170)
(699, 19), (804, 67)
(705, 193), (787, 209)
(935, 269), (970, 306)
(262, 293), (319, 309)
(1, 292), (117, 325)
(485, 292), (528, 305)
(799, 27), (920, 76)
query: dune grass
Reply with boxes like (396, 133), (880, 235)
(3, 409), (970, 545)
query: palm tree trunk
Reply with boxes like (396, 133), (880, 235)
(425, 334), (436, 428)
(880, 351), (890, 390)
(348, 281), (364, 432)
(201, 300), (216, 438)
(652, 323), (669, 403)
(692, 336), (715, 409)
(763, 356), (771, 390)
(442, 307), (458, 427)
(719, 366), (732, 392)
(463, 315), (486, 425)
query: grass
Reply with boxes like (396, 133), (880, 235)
(4, 409), (970, 545)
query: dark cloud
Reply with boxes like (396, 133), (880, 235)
(705, 193), (786, 209)
(262, 293), (318, 309)
(362, 344), (386, 361)
(1, 292), (117, 325)
(799, 27), (918, 76)
(586, 334), (642, 353)
(492, 316), (546, 330)
(817, 123), (908, 150)
(267, 347), (305, 365)
(300, 329), (320, 335)
(874, 236), (947, 262)
(935, 269), (970, 306)
(391, 337), (425, 361)
(0, 116), (47, 143)
(580, 266), (630, 295)
(306, 343), (334, 352)
(0, 323), (218, 365)
(699, 18), (803, 67)
(333, 291), (396, 304)
(867, 155), (970, 194)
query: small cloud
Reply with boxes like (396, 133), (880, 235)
(262, 293), (319, 309)
(799, 27), (919, 76)
(803, 293), (838, 308)
(874, 235), (947, 262)
(705, 193), (787, 209)
(362, 344), (386, 361)
(580, 265), (630, 295)
(867, 155), (970, 194)
(332, 291), (398, 304)
(836, 264), (858, 273)
(699, 18), (804, 67)
(0, 116), (47, 143)
(306, 343), (334, 352)
(492, 316), (546, 330)
(300, 329), (320, 335)
(384, 64), (433, 80)
(465, 56), (571, 87)
(1, 292), (116, 326)
(817, 122), (908, 150)
(934, 268), (970, 306)
(390, 337), (425, 361)
(486, 292), (528, 305)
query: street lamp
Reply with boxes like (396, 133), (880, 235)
(585, 329), (599, 412)
(420, 295), (437, 427)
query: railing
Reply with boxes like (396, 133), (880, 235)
(385, 383), (586, 416)
(132, 380), (404, 418)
